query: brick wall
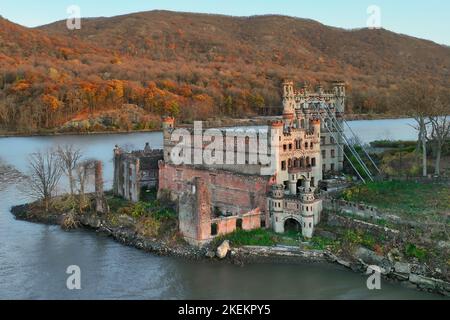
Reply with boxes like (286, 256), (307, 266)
(159, 162), (271, 217)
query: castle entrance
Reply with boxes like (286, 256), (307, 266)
(284, 218), (301, 232)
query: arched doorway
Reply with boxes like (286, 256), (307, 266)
(296, 179), (303, 192)
(284, 218), (301, 232)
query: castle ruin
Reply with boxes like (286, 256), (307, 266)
(113, 81), (346, 246)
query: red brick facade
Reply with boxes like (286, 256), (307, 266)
(159, 162), (272, 244)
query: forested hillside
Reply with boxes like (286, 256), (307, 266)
(1, 10), (449, 133)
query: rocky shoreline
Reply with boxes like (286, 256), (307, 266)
(10, 203), (450, 297)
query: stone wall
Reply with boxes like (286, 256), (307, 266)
(159, 162), (271, 220)
(323, 198), (383, 221)
(326, 212), (400, 238)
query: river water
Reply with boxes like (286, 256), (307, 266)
(0, 118), (442, 299)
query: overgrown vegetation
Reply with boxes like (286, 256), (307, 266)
(405, 243), (428, 262)
(340, 180), (450, 218)
(110, 195), (178, 240)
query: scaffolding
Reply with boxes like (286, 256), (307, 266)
(317, 102), (380, 183)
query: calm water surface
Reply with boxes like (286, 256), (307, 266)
(0, 119), (443, 299)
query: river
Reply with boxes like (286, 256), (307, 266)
(0, 118), (442, 299)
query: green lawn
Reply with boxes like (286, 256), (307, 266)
(340, 180), (450, 218)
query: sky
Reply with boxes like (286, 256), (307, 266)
(0, 0), (449, 46)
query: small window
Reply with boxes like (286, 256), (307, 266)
(281, 161), (286, 171)
(322, 150), (326, 159)
(311, 158), (316, 167)
(236, 219), (243, 230)
(211, 223), (218, 236)
(331, 149), (336, 158)
(331, 163), (335, 171)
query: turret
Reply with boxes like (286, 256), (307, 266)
(162, 116), (175, 130)
(332, 81), (345, 97)
(332, 81), (346, 113)
(282, 80), (295, 124)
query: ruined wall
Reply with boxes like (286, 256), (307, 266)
(113, 148), (163, 203)
(178, 177), (262, 246)
(159, 162), (271, 218)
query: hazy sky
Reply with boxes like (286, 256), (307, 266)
(1, 0), (449, 45)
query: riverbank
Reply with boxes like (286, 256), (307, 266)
(10, 192), (450, 297)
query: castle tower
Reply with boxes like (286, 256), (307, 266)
(162, 117), (175, 162)
(332, 81), (346, 113)
(269, 184), (285, 233)
(282, 80), (295, 126)
(298, 178), (322, 238)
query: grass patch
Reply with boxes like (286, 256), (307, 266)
(216, 229), (277, 247)
(405, 243), (428, 262)
(343, 230), (377, 249)
(340, 180), (450, 218)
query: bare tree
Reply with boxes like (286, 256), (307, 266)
(75, 159), (95, 212)
(428, 95), (450, 176)
(397, 82), (435, 177)
(26, 149), (63, 212)
(57, 145), (82, 196)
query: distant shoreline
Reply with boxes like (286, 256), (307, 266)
(0, 114), (410, 138)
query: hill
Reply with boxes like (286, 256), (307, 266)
(1, 10), (449, 133)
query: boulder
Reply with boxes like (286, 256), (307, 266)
(216, 240), (230, 259)
(205, 250), (216, 259)
(355, 247), (384, 266)
(394, 262), (411, 274)
(409, 274), (436, 290)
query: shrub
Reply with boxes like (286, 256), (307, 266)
(405, 243), (427, 261)
(136, 216), (161, 238)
